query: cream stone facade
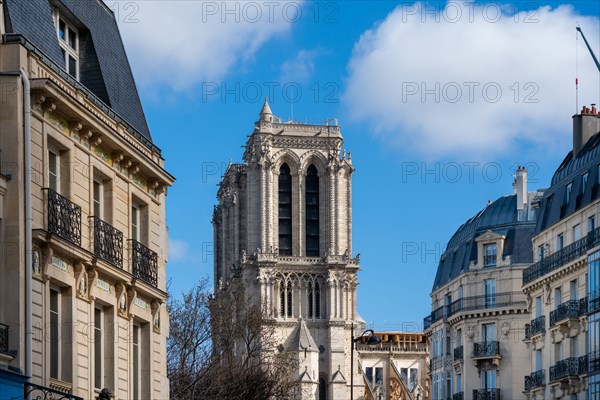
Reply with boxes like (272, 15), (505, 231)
(213, 101), (363, 400)
(424, 168), (542, 400)
(521, 107), (600, 400)
(0, 1), (174, 399)
(357, 332), (429, 400)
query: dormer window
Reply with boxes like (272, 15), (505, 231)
(53, 10), (79, 80)
(484, 244), (497, 267)
(566, 182), (573, 205)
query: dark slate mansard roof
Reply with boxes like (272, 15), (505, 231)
(535, 131), (600, 235)
(2, 0), (154, 149)
(432, 194), (537, 291)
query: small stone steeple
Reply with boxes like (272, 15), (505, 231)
(259, 97), (273, 122)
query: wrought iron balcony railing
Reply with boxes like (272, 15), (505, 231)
(423, 315), (432, 330)
(452, 392), (464, 400)
(550, 298), (587, 327)
(47, 188), (81, 246)
(549, 357), (582, 382)
(589, 350), (600, 373)
(0, 323), (8, 354)
(425, 292), (527, 330)
(430, 356), (444, 371)
(525, 315), (545, 339)
(24, 382), (83, 400)
(473, 389), (500, 400)
(454, 345), (464, 362)
(473, 341), (500, 358)
(130, 239), (158, 287)
(524, 369), (545, 391)
(523, 226), (600, 284)
(90, 217), (123, 268)
(579, 354), (589, 375)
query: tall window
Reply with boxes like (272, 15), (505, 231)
(483, 244), (497, 267)
(94, 307), (103, 390)
(279, 282), (292, 318)
(484, 279), (496, 308)
(555, 286), (562, 308)
(566, 182), (573, 205)
(131, 201), (147, 243)
(583, 172), (589, 193)
(574, 224), (582, 241)
(571, 280), (578, 300)
(590, 216), (596, 233)
(278, 164), (292, 256)
(54, 11), (79, 79)
(319, 378), (327, 400)
(93, 180), (103, 218)
(308, 281), (321, 319)
(305, 165), (320, 256)
(482, 323), (496, 343)
(557, 233), (564, 250)
(482, 370), (496, 389)
(48, 148), (60, 192)
(50, 288), (60, 379)
(133, 324), (141, 399)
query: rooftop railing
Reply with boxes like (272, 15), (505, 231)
(523, 227), (600, 284)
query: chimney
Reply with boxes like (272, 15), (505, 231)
(515, 166), (527, 211)
(573, 105), (600, 157)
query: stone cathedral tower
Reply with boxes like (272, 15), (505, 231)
(213, 100), (361, 400)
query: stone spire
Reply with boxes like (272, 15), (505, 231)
(259, 97), (273, 122)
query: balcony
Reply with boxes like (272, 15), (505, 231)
(549, 298), (587, 328)
(130, 239), (158, 287)
(423, 315), (432, 330)
(453, 345), (464, 362)
(430, 356), (444, 371)
(525, 315), (545, 340)
(24, 382), (82, 400)
(523, 226), (600, 284)
(0, 323), (7, 354)
(46, 188), (81, 246)
(549, 357), (584, 382)
(452, 392), (464, 400)
(425, 292), (527, 330)
(524, 369), (545, 391)
(588, 350), (600, 373)
(473, 389), (500, 400)
(473, 341), (500, 358)
(90, 217), (123, 268)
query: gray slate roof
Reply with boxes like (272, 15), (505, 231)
(432, 194), (537, 291)
(536, 131), (600, 234)
(287, 319), (318, 352)
(3, 0), (152, 143)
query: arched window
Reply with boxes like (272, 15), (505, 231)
(315, 282), (321, 319)
(319, 378), (327, 400)
(308, 282), (314, 318)
(280, 281), (293, 318)
(308, 281), (322, 319)
(305, 165), (320, 256)
(287, 283), (293, 317)
(279, 164), (292, 256)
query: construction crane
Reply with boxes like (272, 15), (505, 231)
(577, 26), (600, 72)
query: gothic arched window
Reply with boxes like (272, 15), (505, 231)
(279, 164), (292, 256)
(305, 165), (320, 256)
(280, 281), (293, 318)
(315, 282), (321, 319)
(319, 378), (328, 400)
(308, 281), (322, 319)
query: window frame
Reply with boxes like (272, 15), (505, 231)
(48, 146), (61, 193)
(53, 9), (80, 80)
(49, 287), (61, 380)
(132, 323), (141, 399)
(94, 306), (104, 391)
(93, 179), (104, 219)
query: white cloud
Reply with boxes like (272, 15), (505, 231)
(280, 49), (321, 83)
(344, 2), (600, 159)
(110, 0), (303, 91)
(168, 238), (189, 262)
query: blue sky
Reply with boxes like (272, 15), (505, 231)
(110, 0), (600, 330)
